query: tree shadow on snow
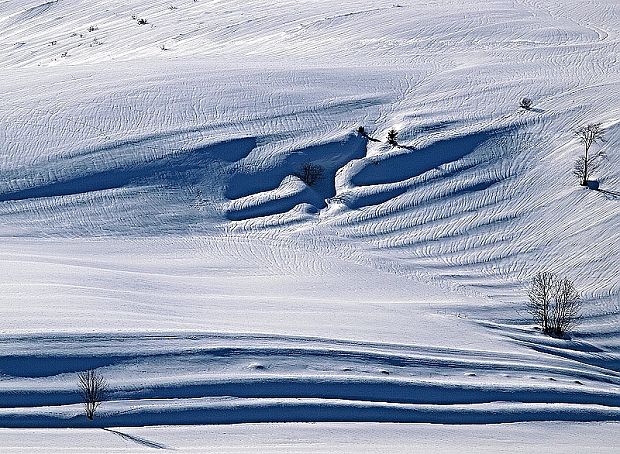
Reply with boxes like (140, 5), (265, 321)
(103, 428), (172, 450)
(587, 180), (620, 199)
(596, 189), (620, 200)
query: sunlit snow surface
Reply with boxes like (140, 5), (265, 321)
(0, 0), (619, 450)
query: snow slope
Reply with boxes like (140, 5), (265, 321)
(0, 0), (619, 449)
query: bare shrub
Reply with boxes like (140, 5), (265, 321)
(527, 271), (555, 333)
(78, 369), (107, 420)
(296, 163), (324, 187)
(357, 126), (380, 142)
(527, 272), (581, 336)
(573, 123), (605, 186)
(519, 97), (533, 110)
(387, 129), (398, 146)
(550, 277), (581, 336)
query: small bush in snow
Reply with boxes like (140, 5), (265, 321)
(527, 272), (581, 336)
(137, 18), (148, 25)
(357, 126), (380, 143)
(519, 97), (533, 110)
(387, 129), (398, 146)
(296, 163), (324, 187)
(573, 123), (606, 186)
(78, 369), (107, 420)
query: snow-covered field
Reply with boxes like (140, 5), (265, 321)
(0, 0), (619, 451)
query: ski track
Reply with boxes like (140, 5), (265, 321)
(0, 0), (619, 429)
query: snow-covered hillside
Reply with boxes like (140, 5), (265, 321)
(0, 0), (619, 450)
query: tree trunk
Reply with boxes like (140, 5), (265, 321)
(581, 142), (590, 186)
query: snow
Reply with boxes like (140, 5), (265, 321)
(1, 422), (618, 453)
(0, 0), (619, 450)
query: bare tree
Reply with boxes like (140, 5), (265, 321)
(527, 272), (581, 336)
(573, 123), (605, 186)
(78, 369), (107, 420)
(550, 277), (581, 336)
(387, 129), (398, 146)
(527, 272), (555, 333)
(573, 156), (602, 185)
(519, 97), (533, 110)
(296, 163), (324, 187)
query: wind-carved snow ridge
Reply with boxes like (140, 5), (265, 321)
(0, 0), (619, 436)
(0, 329), (619, 426)
(225, 134), (367, 221)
